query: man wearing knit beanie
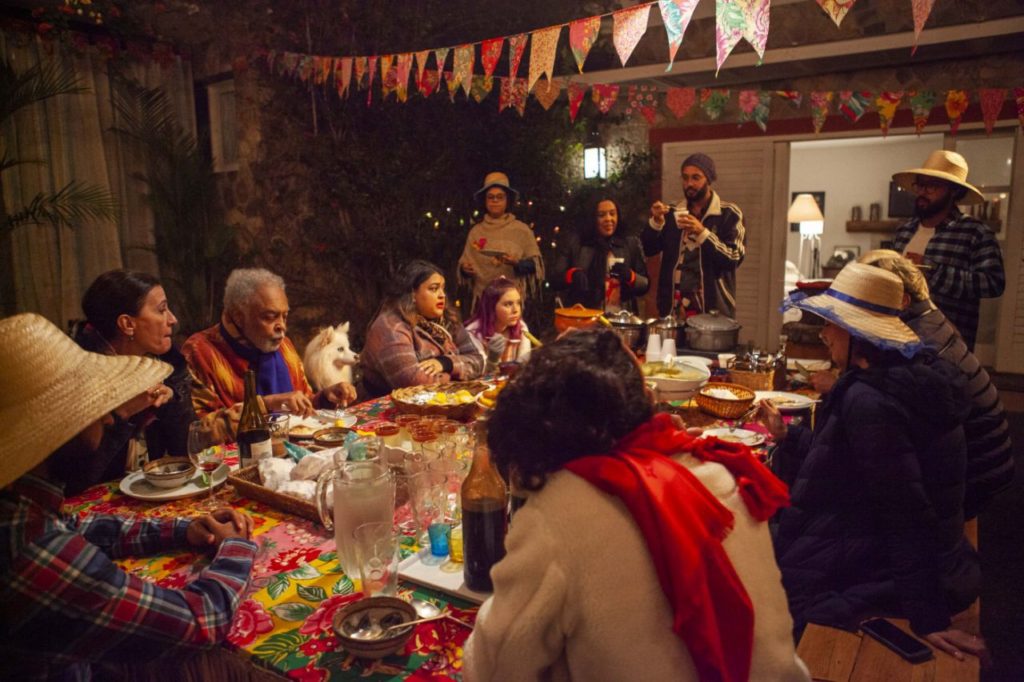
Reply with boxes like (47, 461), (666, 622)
(642, 153), (746, 318)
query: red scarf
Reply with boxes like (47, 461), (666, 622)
(564, 413), (790, 682)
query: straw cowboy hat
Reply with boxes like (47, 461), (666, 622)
(0, 313), (171, 488)
(474, 171), (519, 199)
(783, 263), (923, 358)
(892, 150), (985, 204)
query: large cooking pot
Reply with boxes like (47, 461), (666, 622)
(646, 316), (687, 349)
(605, 310), (646, 351)
(553, 303), (610, 335)
(685, 311), (741, 351)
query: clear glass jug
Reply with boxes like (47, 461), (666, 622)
(316, 460), (395, 580)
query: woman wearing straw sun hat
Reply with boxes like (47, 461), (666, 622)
(0, 313), (257, 679)
(756, 263), (987, 663)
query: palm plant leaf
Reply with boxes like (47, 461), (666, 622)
(0, 55), (85, 126)
(2, 181), (118, 233)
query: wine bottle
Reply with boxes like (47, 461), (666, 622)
(238, 369), (272, 468)
(462, 419), (507, 592)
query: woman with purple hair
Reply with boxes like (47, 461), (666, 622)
(464, 277), (535, 369)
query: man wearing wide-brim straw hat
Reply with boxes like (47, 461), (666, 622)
(891, 149), (1005, 350)
(0, 313), (257, 679)
(755, 264), (988, 662)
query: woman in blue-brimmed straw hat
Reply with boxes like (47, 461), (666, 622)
(758, 262), (988, 663)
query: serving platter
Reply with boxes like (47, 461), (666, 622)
(398, 549), (488, 605)
(753, 391), (817, 413)
(120, 463), (229, 502)
(702, 428), (766, 447)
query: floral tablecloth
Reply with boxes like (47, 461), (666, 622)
(63, 396), (477, 681)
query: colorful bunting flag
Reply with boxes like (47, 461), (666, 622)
(567, 82), (587, 122)
(528, 25), (561, 93)
(381, 64), (399, 100)
(700, 88), (730, 120)
(874, 91), (904, 136)
(945, 90), (969, 135)
(418, 69), (440, 98)
(499, 77), (529, 116)
(366, 56), (378, 105)
(316, 57), (332, 85)
(738, 90), (771, 131)
(908, 90), (937, 134)
(659, 0), (699, 70)
(613, 4), (651, 67)
(838, 90), (871, 122)
(1015, 88), (1024, 129)
(480, 37), (503, 77)
(716, 0), (771, 74)
(978, 89), (1006, 135)
(414, 50), (430, 81)
(353, 57), (367, 90)
(911, 0), (937, 54)
(534, 77), (563, 110)
(665, 87), (697, 119)
(569, 16), (601, 73)
(508, 33), (528, 78)
(809, 91), (833, 133)
(283, 53), (300, 78)
(379, 55), (394, 97)
(776, 90), (803, 109)
(626, 84), (659, 125)
(435, 47), (451, 75)
(454, 44), (475, 97)
(471, 75), (494, 103)
(815, 0), (857, 27)
(444, 69), (460, 102)
(395, 53), (413, 102)
(298, 55), (315, 83)
(336, 57), (352, 98)
(592, 84), (621, 115)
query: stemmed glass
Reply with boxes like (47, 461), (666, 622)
(187, 420), (225, 498)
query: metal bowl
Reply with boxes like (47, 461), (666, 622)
(332, 597), (417, 659)
(143, 457), (196, 489)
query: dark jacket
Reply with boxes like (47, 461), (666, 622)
(641, 191), (744, 317)
(549, 229), (649, 314)
(773, 356), (979, 636)
(903, 300), (1013, 518)
(56, 328), (195, 495)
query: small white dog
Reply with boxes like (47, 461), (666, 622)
(303, 322), (359, 391)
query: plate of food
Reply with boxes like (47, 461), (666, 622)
(120, 463), (230, 502)
(702, 428), (766, 447)
(475, 383), (505, 411)
(754, 391), (817, 413)
(313, 411), (358, 429)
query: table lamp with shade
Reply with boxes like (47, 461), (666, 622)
(789, 193), (825, 278)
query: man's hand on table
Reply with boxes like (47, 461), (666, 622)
(321, 381), (357, 407)
(187, 508), (254, 548)
(755, 399), (788, 441)
(923, 629), (991, 666)
(264, 391), (316, 417)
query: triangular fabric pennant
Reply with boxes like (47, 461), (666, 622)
(838, 90), (871, 123)
(298, 56), (315, 83)
(353, 57), (367, 90)
(444, 69), (460, 102)
(908, 90), (937, 134)
(911, 0), (937, 54)
(659, 0), (699, 70)
(508, 33), (528, 78)
(613, 4), (652, 67)
(471, 75), (494, 103)
(569, 16), (601, 73)
(567, 82), (587, 122)
(700, 88), (730, 120)
(379, 55), (395, 98)
(499, 77), (528, 116)
(809, 91), (833, 133)
(534, 77), (563, 110)
(366, 56), (378, 106)
(978, 89), (1007, 134)
(665, 87), (697, 119)
(715, 0), (771, 74)
(395, 53), (413, 102)
(418, 68), (440, 98)
(592, 84), (621, 115)
(1016, 88), (1024, 129)
(414, 50), (431, 80)
(480, 37), (503, 77)
(381, 65), (399, 101)
(316, 57), (333, 85)
(738, 90), (771, 131)
(454, 44), (475, 97)
(528, 25), (561, 93)
(435, 47), (451, 75)
(336, 57), (353, 98)
(945, 90), (970, 135)
(626, 85), (659, 126)
(283, 53), (301, 78)
(776, 90), (803, 109)
(874, 91), (904, 136)
(815, 0), (858, 27)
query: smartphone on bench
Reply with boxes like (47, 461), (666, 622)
(860, 618), (934, 663)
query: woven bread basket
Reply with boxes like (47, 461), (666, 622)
(227, 465), (320, 523)
(390, 381), (490, 421)
(696, 382), (756, 419)
(727, 367), (774, 391)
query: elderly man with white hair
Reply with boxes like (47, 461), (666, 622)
(183, 268), (355, 440)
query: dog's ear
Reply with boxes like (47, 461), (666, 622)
(317, 327), (333, 350)
(338, 321), (349, 334)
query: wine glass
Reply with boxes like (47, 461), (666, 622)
(187, 420), (224, 498)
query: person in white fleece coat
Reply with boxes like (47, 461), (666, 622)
(463, 330), (809, 682)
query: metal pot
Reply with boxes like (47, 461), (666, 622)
(605, 310), (646, 351)
(553, 303), (609, 335)
(646, 316), (687, 349)
(684, 311), (741, 351)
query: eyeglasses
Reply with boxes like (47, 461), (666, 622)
(911, 179), (948, 194)
(485, 193), (506, 201)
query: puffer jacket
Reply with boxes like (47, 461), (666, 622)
(903, 300), (1014, 518)
(773, 355), (979, 637)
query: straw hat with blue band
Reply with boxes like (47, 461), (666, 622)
(782, 263), (924, 358)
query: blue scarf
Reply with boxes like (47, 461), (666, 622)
(219, 322), (294, 395)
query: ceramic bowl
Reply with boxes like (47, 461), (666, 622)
(643, 360), (711, 402)
(313, 427), (350, 448)
(142, 457), (196, 489)
(332, 596), (417, 659)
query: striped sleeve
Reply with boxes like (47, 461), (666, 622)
(702, 204), (746, 270)
(74, 514), (190, 558)
(927, 224), (1005, 300)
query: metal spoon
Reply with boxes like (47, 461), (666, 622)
(409, 598), (441, 619)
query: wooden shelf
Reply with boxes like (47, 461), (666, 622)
(846, 220), (901, 232)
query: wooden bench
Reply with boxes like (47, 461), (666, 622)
(796, 520), (980, 682)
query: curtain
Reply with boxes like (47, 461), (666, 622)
(1, 31), (194, 328)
